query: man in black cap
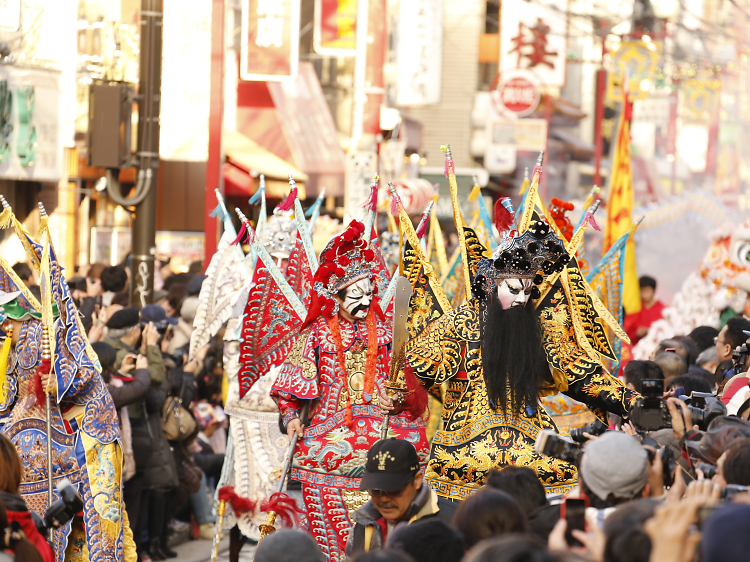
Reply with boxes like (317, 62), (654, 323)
(346, 439), (457, 556)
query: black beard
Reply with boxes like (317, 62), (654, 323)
(349, 303), (369, 317)
(480, 297), (549, 413)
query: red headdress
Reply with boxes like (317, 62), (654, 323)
(549, 197), (575, 242)
(301, 220), (377, 330)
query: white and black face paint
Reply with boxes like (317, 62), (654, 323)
(340, 278), (373, 319)
(497, 278), (533, 310)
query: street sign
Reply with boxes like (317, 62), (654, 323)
(493, 70), (541, 117)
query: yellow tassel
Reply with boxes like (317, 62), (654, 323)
(0, 333), (12, 405)
(519, 178), (530, 196)
(37, 215), (49, 238)
(467, 184), (482, 202)
(0, 208), (11, 229)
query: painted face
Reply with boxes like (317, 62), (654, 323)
(341, 278), (373, 319)
(497, 278), (533, 309)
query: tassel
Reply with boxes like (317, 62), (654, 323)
(0, 333), (11, 405)
(249, 175), (266, 205)
(32, 358), (51, 408)
(494, 198), (515, 233)
(400, 362), (429, 422)
(415, 210), (429, 239)
(468, 183), (482, 202)
(0, 207), (12, 229)
(361, 175), (379, 212)
(37, 215), (49, 238)
(582, 212), (602, 231)
(389, 196), (400, 219)
(218, 486), (257, 516)
(231, 223), (249, 246)
(209, 204), (224, 219)
(275, 187), (297, 212)
(260, 493), (304, 528)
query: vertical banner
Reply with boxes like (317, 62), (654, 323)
(160, 0), (212, 161)
(241, 0), (300, 81)
(500, 0), (567, 87)
(313, 0), (356, 55)
(396, 0), (443, 106)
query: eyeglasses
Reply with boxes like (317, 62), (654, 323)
(714, 337), (726, 345)
(368, 485), (409, 498)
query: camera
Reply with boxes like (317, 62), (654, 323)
(646, 445), (677, 487)
(142, 319), (170, 335)
(696, 462), (718, 479)
(534, 430), (581, 465)
(722, 484), (748, 501)
(569, 419), (608, 444)
(629, 379), (670, 431)
(629, 379), (726, 432)
(43, 479), (84, 531)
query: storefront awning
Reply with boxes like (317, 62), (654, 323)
(237, 62), (346, 197)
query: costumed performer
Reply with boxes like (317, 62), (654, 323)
(270, 221), (429, 561)
(390, 197), (639, 500)
(0, 204), (134, 562)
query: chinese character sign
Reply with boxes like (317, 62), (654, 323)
(241, 0), (300, 81)
(396, 0), (443, 106)
(314, 0), (357, 55)
(500, 0), (567, 87)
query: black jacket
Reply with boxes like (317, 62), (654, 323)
(106, 368), (151, 409)
(346, 484), (458, 556)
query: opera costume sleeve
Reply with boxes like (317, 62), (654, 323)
(405, 304), (466, 388)
(270, 322), (320, 426)
(538, 284), (640, 423)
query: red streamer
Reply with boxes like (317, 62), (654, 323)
(361, 181), (379, 212)
(276, 187), (297, 212)
(260, 492), (304, 528)
(231, 223), (249, 246)
(32, 358), (51, 409)
(218, 486), (257, 516)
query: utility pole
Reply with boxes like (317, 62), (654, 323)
(130, 0), (163, 306)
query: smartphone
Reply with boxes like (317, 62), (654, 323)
(561, 497), (588, 546)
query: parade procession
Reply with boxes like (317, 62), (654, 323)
(4, 0), (750, 562)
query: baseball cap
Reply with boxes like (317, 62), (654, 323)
(702, 503), (750, 562)
(580, 431), (649, 502)
(140, 304), (178, 325)
(359, 439), (420, 491)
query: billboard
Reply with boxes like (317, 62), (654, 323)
(241, 0), (300, 81)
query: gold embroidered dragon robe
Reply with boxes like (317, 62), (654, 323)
(401, 214), (639, 501)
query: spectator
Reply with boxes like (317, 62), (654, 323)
(702, 503), (750, 562)
(623, 276), (665, 344)
(688, 325), (719, 352)
(485, 467), (560, 541)
(0, 498), (44, 562)
(0, 434), (55, 562)
(623, 360), (664, 393)
(579, 432), (651, 510)
(651, 339), (689, 361)
(351, 550), (415, 562)
(715, 317), (750, 379)
(389, 520), (465, 562)
(451, 488), (528, 550)
(66, 275), (88, 305)
(714, 437), (750, 488)
(11, 262), (33, 287)
(104, 308), (166, 560)
(160, 283), (188, 318)
(666, 375), (712, 396)
(653, 352), (687, 386)
(671, 336), (701, 366)
(187, 274), (206, 297)
(101, 265), (128, 306)
(86, 263), (106, 297)
(188, 262), (203, 276)
(346, 439), (457, 556)
(168, 296), (198, 355)
(464, 535), (555, 562)
(602, 499), (659, 562)
(697, 346), (719, 375)
(192, 403), (226, 484)
(254, 530), (324, 562)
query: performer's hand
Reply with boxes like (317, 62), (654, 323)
(379, 390), (395, 413)
(287, 418), (304, 442)
(135, 354), (149, 370)
(40, 370), (50, 393)
(88, 321), (104, 343)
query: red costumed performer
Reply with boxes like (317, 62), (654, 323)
(270, 221), (429, 561)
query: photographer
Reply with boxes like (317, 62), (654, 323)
(713, 437), (750, 489)
(714, 317), (750, 381)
